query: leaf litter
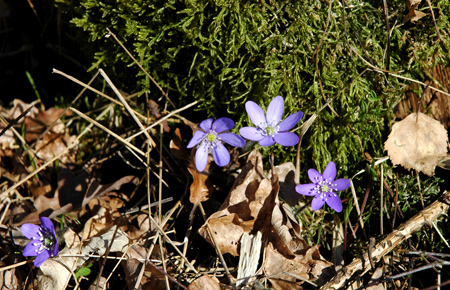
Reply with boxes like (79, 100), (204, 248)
(2, 63), (450, 290)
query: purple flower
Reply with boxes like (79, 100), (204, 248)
(187, 117), (245, 172)
(239, 96), (303, 147)
(295, 161), (350, 212)
(21, 217), (59, 267)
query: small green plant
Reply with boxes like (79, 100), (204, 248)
(75, 263), (93, 279)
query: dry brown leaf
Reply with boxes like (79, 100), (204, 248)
(34, 132), (77, 164)
(268, 161), (301, 207)
(170, 127), (189, 160)
(81, 175), (138, 216)
(23, 107), (68, 142)
(263, 243), (334, 290)
(0, 258), (22, 289)
(188, 275), (222, 290)
(403, 0), (427, 23)
(147, 99), (170, 133)
(198, 150), (333, 288)
(37, 227), (82, 290)
(385, 112), (448, 176)
(0, 99), (39, 148)
(188, 149), (214, 204)
(121, 244), (166, 290)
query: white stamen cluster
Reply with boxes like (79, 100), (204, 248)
(313, 176), (338, 201)
(258, 121), (280, 137)
(202, 130), (220, 151)
(32, 228), (56, 254)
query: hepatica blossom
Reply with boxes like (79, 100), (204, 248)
(187, 117), (245, 172)
(239, 96), (303, 147)
(296, 161), (350, 212)
(21, 217), (59, 267)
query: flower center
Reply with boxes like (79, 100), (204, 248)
(206, 132), (217, 143)
(313, 176), (336, 197)
(33, 228), (56, 254)
(202, 130), (221, 152)
(259, 121), (280, 137)
(320, 184), (330, 192)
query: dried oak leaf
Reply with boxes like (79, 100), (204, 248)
(34, 132), (77, 164)
(263, 243), (334, 290)
(385, 112), (448, 176)
(187, 148), (214, 204)
(199, 150), (306, 257)
(23, 107), (68, 142)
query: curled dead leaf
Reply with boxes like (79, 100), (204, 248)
(263, 243), (334, 289)
(188, 149), (213, 204)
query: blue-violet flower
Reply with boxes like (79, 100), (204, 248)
(295, 161), (350, 212)
(21, 217), (59, 267)
(187, 117), (245, 172)
(239, 96), (303, 147)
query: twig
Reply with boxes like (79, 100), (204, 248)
(425, 0), (441, 40)
(70, 107), (146, 157)
(0, 99), (40, 138)
(125, 100), (199, 141)
(99, 69), (156, 148)
(382, 0), (391, 79)
(199, 203), (236, 290)
(322, 190), (450, 289)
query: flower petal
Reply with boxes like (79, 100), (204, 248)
(212, 143), (230, 167)
(212, 117), (235, 133)
(259, 136), (276, 147)
(40, 217), (55, 233)
(245, 101), (266, 127)
(239, 127), (265, 141)
(34, 250), (50, 267)
(20, 224), (41, 240)
(199, 118), (213, 132)
(323, 161), (337, 181)
(278, 111), (303, 131)
(311, 195), (326, 211)
(332, 178), (351, 191)
(52, 243), (59, 257)
(266, 96), (284, 125)
(326, 193), (343, 212)
(307, 168), (322, 183)
(186, 131), (205, 148)
(273, 132), (299, 146)
(23, 242), (40, 257)
(195, 142), (209, 172)
(219, 133), (245, 147)
(295, 183), (316, 196)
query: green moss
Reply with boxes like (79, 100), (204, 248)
(57, 0), (448, 225)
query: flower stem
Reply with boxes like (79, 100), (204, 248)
(316, 211), (326, 245)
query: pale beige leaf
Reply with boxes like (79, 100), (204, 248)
(384, 112), (448, 176)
